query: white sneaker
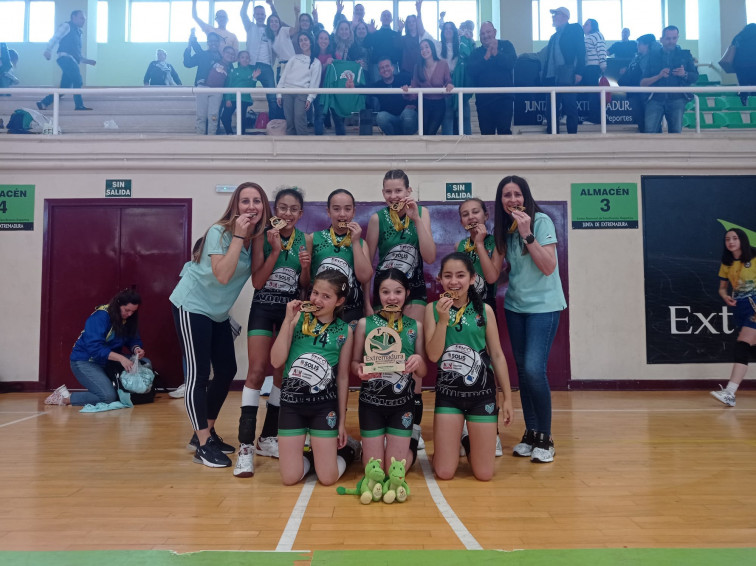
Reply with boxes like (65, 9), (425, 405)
(234, 443), (255, 477)
(255, 436), (279, 458)
(495, 435), (503, 457)
(44, 384), (70, 405)
(710, 386), (736, 407)
(513, 429), (536, 458)
(169, 383), (186, 398)
(413, 424), (425, 451)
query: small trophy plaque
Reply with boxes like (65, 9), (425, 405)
(364, 325), (405, 373)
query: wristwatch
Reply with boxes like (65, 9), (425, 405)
(524, 233), (535, 245)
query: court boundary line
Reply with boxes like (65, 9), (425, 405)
(276, 474), (317, 552)
(0, 413), (45, 429)
(417, 449), (483, 550)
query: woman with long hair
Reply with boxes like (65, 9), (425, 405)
(276, 33), (322, 135)
(46, 289), (146, 407)
(710, 229), (756, 406)
(493, 175), (566, 464)
(170, 182), (270, 468)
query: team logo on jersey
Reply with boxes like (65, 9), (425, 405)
(326, 410), (337, 428)
(289, 353), (334, 393)
(379, 244), (418, 276)
(401, 411), (413, 428)
(476, 314), (485, 327)
(337, 334), (346, 347)
(440, 344), (483, 386)
(485, 403), (495, 414)
(263, 266), (298, 293)
(473, 273), (485, 295)
(339, 69), (356, 82)
(406, 328), (417, 345)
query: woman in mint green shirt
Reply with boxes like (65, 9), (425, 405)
(493, 175), (566, 465)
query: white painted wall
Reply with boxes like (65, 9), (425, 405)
(1, 134), (755, 385)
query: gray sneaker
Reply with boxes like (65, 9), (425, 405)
(255, 436), (279, 458)
(512, 429), (536, 457)
(530, 432), (555, 464)
(710, 386), (736, 407)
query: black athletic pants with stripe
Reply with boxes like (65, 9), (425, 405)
(172, 305), (237, 431)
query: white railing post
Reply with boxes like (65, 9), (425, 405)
(694, 95), (701, 133)
(600, 89), (607, 134)
(457, 91), (464, 136)
(550, 90), (557, 135)
(236, 91), (242, 136)
(418, 92), (424, 136)
(53, 92), (60, 136)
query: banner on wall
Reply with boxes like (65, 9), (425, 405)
(0, 184), (35, 231)
(643, 176), (756, 364)
(514, 94), (635, 126)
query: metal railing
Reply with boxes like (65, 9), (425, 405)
(0, 84), (748, 136)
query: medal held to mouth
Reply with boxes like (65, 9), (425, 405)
(364, 325), (405, 373)
(300, 301), (319, 313)
(440, 290), (461, 300)
(270, 216), (287, 230)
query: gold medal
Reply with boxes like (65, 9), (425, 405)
(301, 312), (331, 337)
(379, 307), (404, 333)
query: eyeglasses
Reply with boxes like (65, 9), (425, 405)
(276, 205), (301, 214)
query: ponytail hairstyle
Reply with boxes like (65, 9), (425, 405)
(372, 268), (411, 311)
(195, 182), (270, 263)
(327, 188), (355, 208)
(722, 229), (755, 266)
(107, 288), (142, 339)
(383, 169), (410, 188)
(313, 268), (350, 316)
(438, 252), (485, 318)
(493, 175), (544, 257)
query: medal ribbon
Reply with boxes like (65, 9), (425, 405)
(463, 237), (476, 253)
(329, 227), (352, 248)
(301, 313), (331, 337)
(449, 301), (469, 327)
(281, 231), (295, 251)
(379, 310), (403, 333)
(388, 208), (410, 232)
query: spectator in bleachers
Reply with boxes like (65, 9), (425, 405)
(313, 30), (335, 135)
(617, 34), (658, 132)
(365, 9), (402, 82)
(221, 50), (260, 135)
(37, 10), (96, 111)
(360, 57), (418, 135)
(729, 23), (756, 106)
(399, 2), (431, 75)
(402, 39), (453, 135)
(143, 49), (182, 86)
(608, 28), (637, 61)
(277, 33), (322, 135)
(0, 43), (19, 89)
(203, 45), (236, 135)
(184, 32), (222, 134)
(351, 22), (371, 73)
(539, 6), (585, 134)
(241, 0), (283, 120)
(192, 0), (239, 54)
(459, 20), (476, 47)
(439, 21), (472, 135)
(467, 21), (517, 135)
(581, 18), (607, 124)
(641, 25), (697, 134)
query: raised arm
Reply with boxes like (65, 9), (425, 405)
(241, 0), (252, 30)
(192, 0), (212, 34)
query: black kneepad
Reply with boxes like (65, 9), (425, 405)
(735, 341), (751, 366)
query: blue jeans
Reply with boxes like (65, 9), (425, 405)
(256, 63), (284, 120)
(504, 310), (561, 436)
(441, 96), (472, 135)
(422, 98), (445, 135)
(40, 57), (85, 109)
(645, 96), (686, 134)
(375, 108), (418, 135)
(69, 360), (118, 406)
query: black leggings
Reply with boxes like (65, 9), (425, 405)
(220, 101), (252, 135)
(172, 305), (237, 431)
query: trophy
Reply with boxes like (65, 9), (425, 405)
(364, 308), (405, 373)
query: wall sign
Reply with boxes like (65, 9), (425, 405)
(446, 182), (472, 201)
(571, 182), (638, 229)
(0, 184), (35, 231)
(105, 180), (132, 197)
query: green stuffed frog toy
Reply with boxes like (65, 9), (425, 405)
(336, 457), (386, 504)
(382, 456), (410, 503)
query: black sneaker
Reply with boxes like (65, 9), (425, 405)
(512, 429), (536, 457)
(530, 432), (555, 463)
(187, 428), (235, 454)
(193, 438), (232, 468)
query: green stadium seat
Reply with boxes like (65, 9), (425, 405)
(691, 96), (724, 111)
(722, 112), (756, 128)
(722, 96), (756, 110)
(697, 112), (727, 129)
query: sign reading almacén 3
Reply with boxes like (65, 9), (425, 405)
(106, 179), (132, 197)
(0, 185), (35, 231)
(571, 183), (638, 229)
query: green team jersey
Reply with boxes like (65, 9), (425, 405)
(376, 206), (426, 298)
(456, 234), (497, 303)
(252, 228), (306, 306)
(311, 229), (365, 312)
(432, 301), (495, 399)
(282, 315), (349, 405)
(359, 314), (418, 407)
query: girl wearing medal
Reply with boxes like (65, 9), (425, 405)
(710, 229), (756, 407)
(234, 187), (312, 478)
(271, 269), (360, 486)
(424, 252), (513, 481)
(366, 169), (436, 447)
(311, 189), (373, 325)
(457, 198), (504, 314)
(351, 269), (427, 471)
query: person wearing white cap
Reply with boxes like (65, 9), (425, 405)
(539, 6), (585, 133)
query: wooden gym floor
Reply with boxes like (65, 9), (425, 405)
(1, 390), (755, 555)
